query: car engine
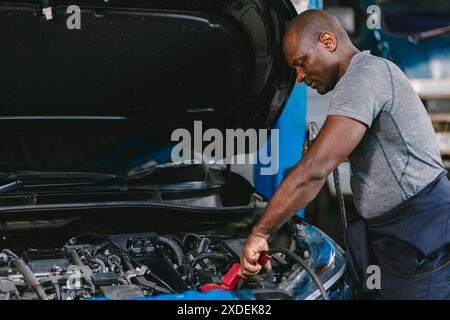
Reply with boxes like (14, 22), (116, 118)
(0, 226), (346, 300)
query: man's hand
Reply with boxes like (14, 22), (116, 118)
(238, 234), (272, 279)
(238, 116), (367, 275)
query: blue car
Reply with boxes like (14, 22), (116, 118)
(0, 0), (346, 300)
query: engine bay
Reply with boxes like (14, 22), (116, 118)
(0, 224), (346, 300)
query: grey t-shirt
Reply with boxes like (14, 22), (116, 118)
(328, 51), (443, 219)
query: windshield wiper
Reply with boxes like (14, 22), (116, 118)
(0, 171), (121, 194)
(0, 164), (219, 195)
(0, 171), (117, 181)
(0, 181), (23, 194)
(408, 24), (450, 44)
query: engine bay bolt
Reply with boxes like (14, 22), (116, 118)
(103, 249), (110, 256)
(304, 251), (310, 259)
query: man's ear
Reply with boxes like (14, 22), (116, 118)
(319, 31), (337, 52)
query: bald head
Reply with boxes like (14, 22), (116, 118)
(282, 9), (358, 95)
(284, 9), (352, 53)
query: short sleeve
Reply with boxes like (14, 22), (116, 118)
(328, 60), (391, 128)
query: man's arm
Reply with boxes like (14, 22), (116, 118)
(239, 115), (367, 278)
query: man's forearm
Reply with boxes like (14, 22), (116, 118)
(251, 161), (328, 239)
(250, 116), (367, 240)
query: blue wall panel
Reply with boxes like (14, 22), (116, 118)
(254, 84), (307, 216)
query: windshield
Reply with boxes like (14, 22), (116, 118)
(375, 0), (450, 33)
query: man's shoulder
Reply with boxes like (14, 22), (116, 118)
(331, 52), (393, 111)
(334, 53), (391, 94)
(348, 52), (390, 77)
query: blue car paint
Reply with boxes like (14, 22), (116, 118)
(293, 225), (333, 267)
(253, 84), (307, 217)
(88, 289), (255, 300)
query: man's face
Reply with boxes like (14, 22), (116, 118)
(283, 31), (339, 95)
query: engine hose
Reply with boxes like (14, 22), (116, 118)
(3, 249), (18, 259)
(182, 233), (202, 247)
(67, 249), (83, 266)
(333, 168), (348, 250)
(188, 253), (231, 289)
(134, 276), (171, 294)
(66, 249), (96, 294)
(156, 236), (185, 267)
(10, 258), (48, 300)
(54, 283), (61, 301)
(120, 253), (134, 271)
(86, 256), (107, 273)
(145, 270), (177, 294)
(269, 248), (329, 300)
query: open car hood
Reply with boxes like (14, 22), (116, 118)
(0, 2), (349, 301)
(0, 0), (296, 136)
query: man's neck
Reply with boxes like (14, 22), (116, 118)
(338, 47), (360, 79)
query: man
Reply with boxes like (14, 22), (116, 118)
(239, 9), (450, 299)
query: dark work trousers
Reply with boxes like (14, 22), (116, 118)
(346, 170), (450, 300)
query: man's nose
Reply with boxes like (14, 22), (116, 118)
(296, 68), (305, 83)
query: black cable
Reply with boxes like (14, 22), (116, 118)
(156, 236), (185, 267)
(187, 253), (230, 289)
(144, 270), (177, 294)
(181, 233), (202, 248)
(307, 122), (348, 245)
(269, 248), (329, 300)
(134, 275), (172, 294)
(308, 122), (347, 299)
(333, 168), (348, 250)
